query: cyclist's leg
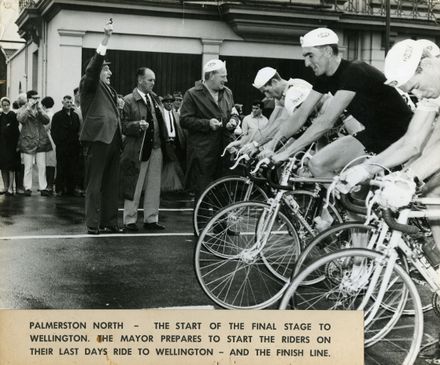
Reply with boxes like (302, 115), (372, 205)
(308, 135), (366, 178)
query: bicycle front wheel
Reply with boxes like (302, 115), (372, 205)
(195, 201), (301, 309)
(193, 176), (268, 236)
(279, 248), (423, 365)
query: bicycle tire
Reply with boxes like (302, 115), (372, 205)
(279, 248), (423, 365)
(193, 176), (268, 236)
(294, 222), (433, 313)
(195, 201), (301, 309)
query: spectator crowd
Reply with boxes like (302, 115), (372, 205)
(0, 20), (260, 234)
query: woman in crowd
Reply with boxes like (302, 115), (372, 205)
(0, 97), (20, 195)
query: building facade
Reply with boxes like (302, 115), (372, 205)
(6, 0), (440, 111)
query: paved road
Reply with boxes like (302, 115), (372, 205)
(0, 189), (438, 364)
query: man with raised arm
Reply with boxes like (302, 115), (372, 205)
(270, 28), (413, 178)
(79, 20), (124, 234)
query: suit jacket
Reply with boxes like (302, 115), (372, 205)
(79, 53), (120, 144)
(119, 88), (170, 200)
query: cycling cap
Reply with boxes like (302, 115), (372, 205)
(203, 59), (226, 73)
(253, 67), (277, 89)
(284, 79), (312, 114)
(300, 28), (339, 48)
(417, 39), (440, 57)
(384, 39), (424, 87)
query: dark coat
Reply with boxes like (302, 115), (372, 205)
(51, 108), (81, 151)
(17, 106), (52, 154)
(180, 82), (235, 193)
(119, 88), (171, 200)
(0, 110), (20, 170)
(79, 53), (120, 144)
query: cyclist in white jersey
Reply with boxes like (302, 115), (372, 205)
(337, 38), (440, 362)
(226, 67), (312, 154)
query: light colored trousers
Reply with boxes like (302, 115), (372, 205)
(123, 147), (163, 225)
(23, 152), (47, 190)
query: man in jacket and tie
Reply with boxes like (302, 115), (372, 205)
(79, 20), (124, 234)
(120, 68), (171, 232)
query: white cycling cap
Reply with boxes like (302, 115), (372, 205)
(300, 28), (339, 48)
(417, 39), (440, 57)
(284, 79), (313, 114)
(384, 39), (425, 87)
(203, 59), (226, 73)
(253, 67), (277, 89)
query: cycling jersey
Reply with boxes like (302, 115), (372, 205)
(313, 59), (413, 153)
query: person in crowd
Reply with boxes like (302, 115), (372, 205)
(267, 28), (412, 174)
(41, 96), (56, 195)
(17, 90), (52, 197)
(161, 93), (186, 192)
(14, 92), (27, 194)
(73, 86), (85, 197)
(79, 19), (124, 234)
(73, 87), (83, 124)
(172, 91), (183, 114)
(120, 67), (170, 232)
(241, 100), (269, 140)
(180, 59), (236, 199)
(0, 97), (20, 195)
(51, 95), (81, 197)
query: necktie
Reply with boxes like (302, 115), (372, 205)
(169, 111), (174, 134)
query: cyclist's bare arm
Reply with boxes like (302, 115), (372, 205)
(406, 136), (440, 181)
(273, 90), (322, 142)
(275, 90), (355, 158)
(365, 108), (437, 175)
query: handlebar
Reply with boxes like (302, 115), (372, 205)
(382, 209), (420, 234)
(340, 194), (367, 215)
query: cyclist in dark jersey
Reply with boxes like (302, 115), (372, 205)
(269, 28), (413, 177)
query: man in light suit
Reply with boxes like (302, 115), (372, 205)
(120, 68), (171, 231)
(79, 20), (124, 234)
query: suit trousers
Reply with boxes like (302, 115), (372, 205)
(123, 147), (163, 225)
(84, 130), (121, 228)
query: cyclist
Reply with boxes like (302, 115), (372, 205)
(226, 67), (312, 155)
(269, 27), (413, 179)
(337, 38), (440, 362)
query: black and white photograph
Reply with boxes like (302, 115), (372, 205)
(1, 0), (440, 364)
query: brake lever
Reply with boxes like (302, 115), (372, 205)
(230, 154), (249, 170)
(251, 157), (270, 174)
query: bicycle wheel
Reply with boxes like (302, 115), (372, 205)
(193, 176), (268, 236)
(282, 189), (344, 248)
(279, 248), (423, 365)
(295, 222), (433, 312)
(294, 222), (376, 285)
(195, 201), (301, 309)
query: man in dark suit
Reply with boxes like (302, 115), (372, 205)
(79, 20), (124, 234)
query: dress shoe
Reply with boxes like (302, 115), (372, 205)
(0, 190), (6, 195)
(40, 189), (51, 197)
(124, 223), (139, 232)
(143, 222), (166, 231)
(100, 225), (126, 234)
(24, 189), (32, 196)
(16, 188), (25, 195)
(5, 191), (14, 196)
(87, 226), (100, 235)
